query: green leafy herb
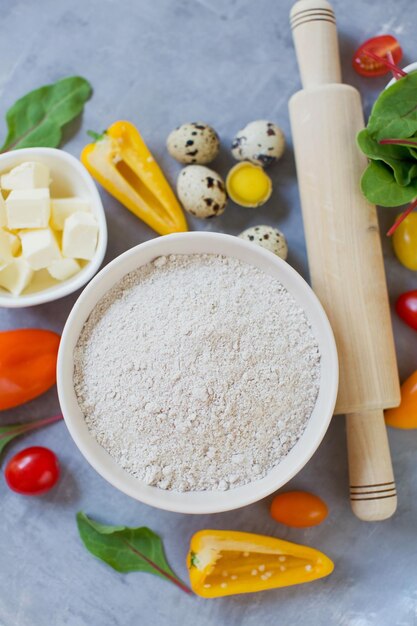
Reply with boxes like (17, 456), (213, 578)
(0, 414), (62, 460)
(367, 72), (417, 140)
(76, 512), (191, 594)
(379, 137), (417, 161)
(360, 161), (417, 207)
(0, 76), (92, 152)
(357, 129), (417, 187)
(358, 72), (417, 208)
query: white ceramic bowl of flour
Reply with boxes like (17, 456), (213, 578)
(58, 232), (338, 514)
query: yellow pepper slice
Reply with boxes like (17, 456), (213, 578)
(187, 529), (334, 598)
(81, 121), (188, 236)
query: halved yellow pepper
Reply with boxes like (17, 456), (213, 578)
(187, 529), (334, 598)
(81, 121), (188, 236)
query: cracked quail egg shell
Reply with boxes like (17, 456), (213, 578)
(239, 225), (288, 260)
(167, 122), (220, 165)
(177, 165), (227, 219)
(231, 120), (285, 167)
(226, 162), (272, 208)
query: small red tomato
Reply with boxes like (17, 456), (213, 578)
(5, 446), (60, 495)
(270, 491), (328, 528)
(396, 291), (417, 331)
(353, 35), (402, 77)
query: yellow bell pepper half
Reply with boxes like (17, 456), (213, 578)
(81, 121), (188, 236)
(187, 530), (334, 598)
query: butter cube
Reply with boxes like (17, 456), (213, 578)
(6, 188), (50, 229)
(51, 198), (91, 230)
(62, 212), (98, 260)
(0, 229), (19, 268)
(0, 258), (34, 295)
(0, 195), (6, 227)
(9, 232), (20, 256)
(48, 258), (80, 281)
(1, 161), (50, 190)
(20, 228), (61, 270)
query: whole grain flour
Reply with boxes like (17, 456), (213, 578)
(73, 254), (321, 491)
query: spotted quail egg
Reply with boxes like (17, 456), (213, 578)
(177, 165), (227, 218)
(239, 225), (288, 259)
(167, 122), (220, 165)
(231, 120), (285, 167)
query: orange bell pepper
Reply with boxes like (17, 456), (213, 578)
(81, 121), (188, 236)
(0, 329), (60, 410)
(385, 370), (417, 429)
(187, 530), (333, 598)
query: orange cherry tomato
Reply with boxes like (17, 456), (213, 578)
(270, 491), (328, 528)
(385, 370), (417, 429)
(0, 329), (60, 410)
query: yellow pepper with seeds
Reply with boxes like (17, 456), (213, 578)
(81, 121), (188, 236)
(187, 530), (334, 598)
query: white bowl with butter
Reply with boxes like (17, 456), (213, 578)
(0, 148), (107, 308)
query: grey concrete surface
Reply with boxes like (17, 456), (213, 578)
(0, 0), (416, 624)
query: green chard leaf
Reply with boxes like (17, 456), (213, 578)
(0, 426), (23, 456)
(357, 73), (417, 206)
(360, 161), (417, 207)
(76, 512), (191, 594)
(377, 137), (417, 160)
(367, 72), (417, 141)
(0, 414), (62, 461)
(0, 76), (92, 152)
(357, 129), (417, 187)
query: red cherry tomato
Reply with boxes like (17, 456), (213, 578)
(353, 35), (402, 77)
(5, 446), (60, 495)
(396, 291), (417, 331)
(270, 491), (328, 528)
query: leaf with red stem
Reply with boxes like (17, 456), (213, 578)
(387, 198), (417, 236)
(358, 129), (417, 186)
(379, 137), (417, 161)
(0, 414), (62, 460)
(76, 512), (192, 594)
(367, 72), (417, 141)
(380, 138), (417, 148)
(360, 161), (417, 207)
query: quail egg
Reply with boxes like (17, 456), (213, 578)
(231, 120), (285, 167)
(239, 225), (288, 260)
(167, 122), (220, 165)
(226, 162), (272, 208)
(177, 165), (227, 218)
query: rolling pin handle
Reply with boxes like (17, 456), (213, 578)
(290, 0), (342, 88)
(346, 410), (397, 521)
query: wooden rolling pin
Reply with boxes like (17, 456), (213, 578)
(288, 0), (401, 521)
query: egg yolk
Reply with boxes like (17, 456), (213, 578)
(226, 163), (272, 207)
